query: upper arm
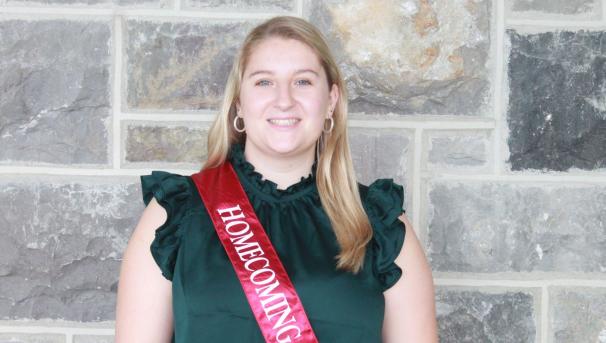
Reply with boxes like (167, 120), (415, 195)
(115, 197), (174, 343)
(382, 213), (438, 343)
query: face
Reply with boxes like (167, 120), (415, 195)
(237, 37), (339, 159)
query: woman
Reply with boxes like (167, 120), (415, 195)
(116, 16), (437, 342)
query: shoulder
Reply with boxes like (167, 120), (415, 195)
(358, 178), (405, 201)
(358, 178), (406, 222)
(358, 179), (408, 292)
(383, 214), (438, 342)
(139, 170), (197, 281)
(140, 170), (197, 214)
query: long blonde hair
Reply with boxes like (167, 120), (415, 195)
(204, 16), (373, 273)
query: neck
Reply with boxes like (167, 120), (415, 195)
(243, 143), (315, 190)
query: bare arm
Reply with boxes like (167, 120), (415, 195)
(382, 213), (438, 343)
(115, 197), (174, 343)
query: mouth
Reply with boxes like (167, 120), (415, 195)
(267, 118), (301, 127)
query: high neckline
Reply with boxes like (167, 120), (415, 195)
(227, 143), (317, 201)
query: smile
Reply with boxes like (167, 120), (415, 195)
(267, 118), (300, 126)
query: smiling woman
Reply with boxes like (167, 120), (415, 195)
(235, 37), (339, 185)
(115, 15), (437, 343)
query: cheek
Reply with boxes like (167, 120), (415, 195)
(239, 90), (269, 113)
(306, 109), (328, 133)
(298, 91), (329, 114)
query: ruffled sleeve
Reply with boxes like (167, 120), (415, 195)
(140, 171), (193, 281)
(363, 179), (407, 292)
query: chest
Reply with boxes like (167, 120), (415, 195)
(173, 209), (385, 332)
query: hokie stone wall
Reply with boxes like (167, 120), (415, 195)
(1, 0), (605, 342)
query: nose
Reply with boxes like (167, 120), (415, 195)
(275, 83), (295, 110)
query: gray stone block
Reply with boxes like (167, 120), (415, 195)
(436, 287), (537, 343)
(0, 319), (114, 328)
(5, 0), (168, 7)
(184, 0), (294, 11)
(73, 335), (114, 343)
(125, 19), (255, 111)
(123, 122), (208, 166)
(349, 127), (410, 195)
(0, 176), (142, 320)
(507, 30), (606, 171)
(425, 130), (490, 171)
(0, 333), (65, 343)
(305, 0), (492, 115)
(550, 287), (606, 343)
(510, 0), (600, 15)
(428, 181), (606, 273)
(0, 20), (111, 165)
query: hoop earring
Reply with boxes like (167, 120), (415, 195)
(323, 117), (334, 133)
(315, 131), (323, 163)
(233, 115), (246, 133)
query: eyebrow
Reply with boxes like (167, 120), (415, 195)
(247, 69), (319, 79)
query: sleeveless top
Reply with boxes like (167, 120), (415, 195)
(140, 144), (407, 343)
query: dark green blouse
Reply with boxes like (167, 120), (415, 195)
(140, 144), (406, 343)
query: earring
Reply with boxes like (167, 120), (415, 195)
(323, 116), (334, 133)
(315, 128), (324, 162)
(233, 114), (246, 133)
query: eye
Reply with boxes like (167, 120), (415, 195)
(255, 79), (271, 86)
(295, 79), (312, 86)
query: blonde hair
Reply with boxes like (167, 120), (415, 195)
(204, 16), (373, 273)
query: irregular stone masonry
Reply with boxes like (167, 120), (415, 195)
(124, 122), (209, 165)
(0, 0), (605, 342)
(0, 20), (111, 165)
(507, 29), (606, 172)
(428, 180), (606, 273)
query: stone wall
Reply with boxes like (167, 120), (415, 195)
(0, 0), (604, 342)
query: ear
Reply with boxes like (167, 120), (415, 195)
(328, 84), (339, 117)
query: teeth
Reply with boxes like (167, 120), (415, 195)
(268, 118), (299, 126)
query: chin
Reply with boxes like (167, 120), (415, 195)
(266, 141), (311, 156)
(267, 143), (299, 154)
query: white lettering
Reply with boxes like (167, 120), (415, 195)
(269, 307), (296, 330)
(244, 257), (269, 272)
(263, 296), (290, 318)
(238, 243), (265, 261)
(250, 267), (276, 285)
(217, 205), (245, 222)
(256, 280), (281, 304)
(224, 220), (250, 236)
(276, 325), (302, 342)
(216, 202), (305, 339)
(230, 231), (254, 246)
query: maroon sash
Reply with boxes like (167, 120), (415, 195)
(191, 162), (319, 343)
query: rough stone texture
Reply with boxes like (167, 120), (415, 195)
(349, 127), (410, 203)
(0, 20), (111, 165)
(507, 30), (606, 172)
(184, 0), (294, 11)
(305, 0), (492, 115)
(0, 176), (141, 321)
(510, 0), (600, 16)
(125, 20), (255, 111)
(0, 333), (65, 343)
(425, 130), (490, 171)
(123, 122), (208, 166)
(5, 0), (169, 7)
(550, 287), (606, 343)
(0, 320), (114, 328)
(73, 335), (114, 343)
(428, 181), (606, 273)
(436, 288), (537, 343)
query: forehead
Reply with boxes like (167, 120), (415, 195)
(245, 37), (323, 73)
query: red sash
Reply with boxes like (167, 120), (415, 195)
(191, 162), (319, 343)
